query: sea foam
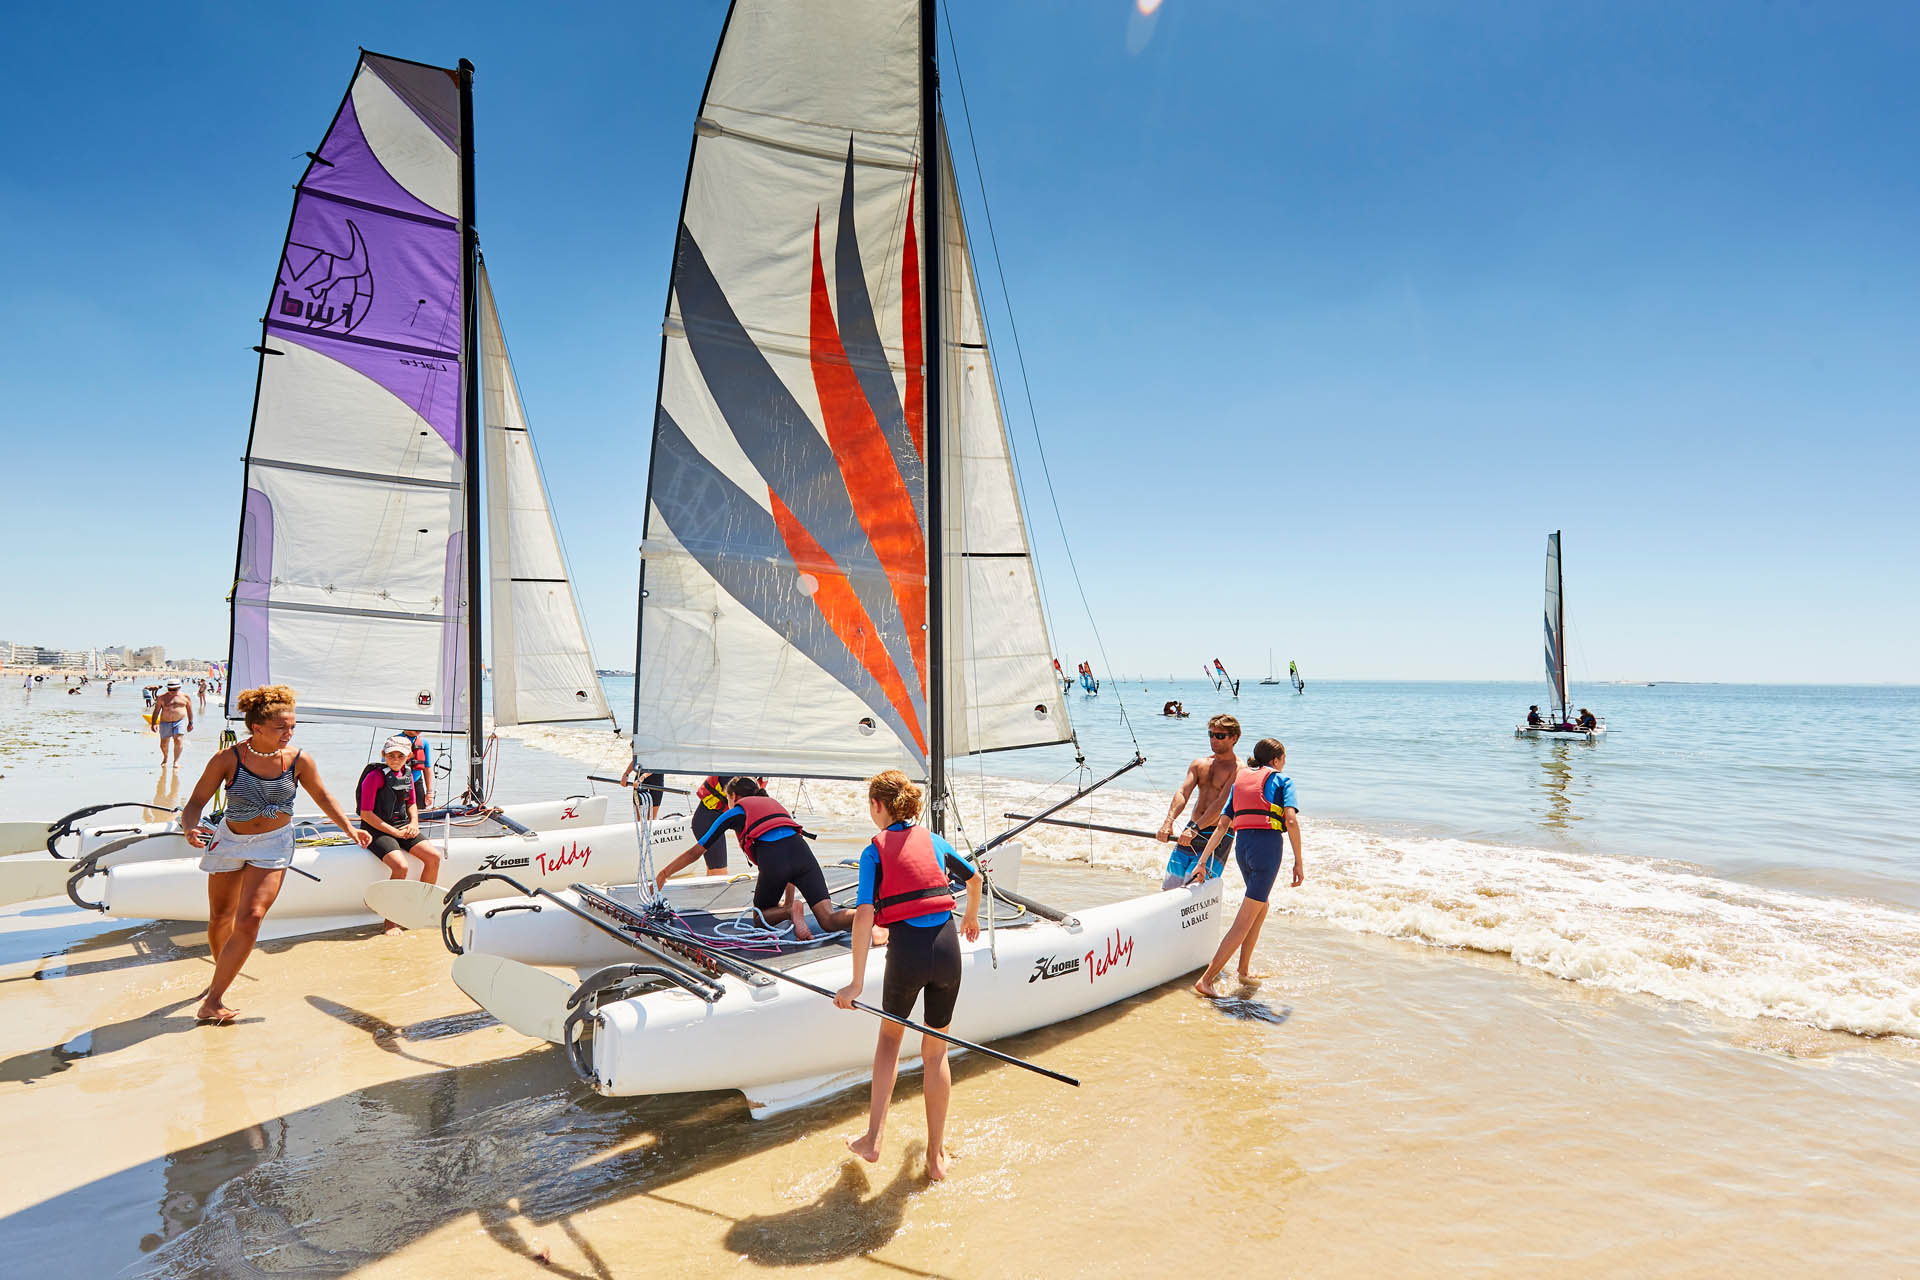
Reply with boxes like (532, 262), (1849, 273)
(500, 723), (1920, 1043)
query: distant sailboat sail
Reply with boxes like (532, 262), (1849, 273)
(1544, 530), (1567, 724)
(229, 52), (471, 730)
(630, 0), (1069, 783)
(479, 262), (611, 727)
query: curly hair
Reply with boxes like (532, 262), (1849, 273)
(234, 684), (296, 728)
(867, 769), (923, 823)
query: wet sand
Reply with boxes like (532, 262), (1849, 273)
(4, 857), (1918, 1276)
(4, 694), (1919, 1273)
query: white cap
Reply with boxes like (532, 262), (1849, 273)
(381, 735), (412, 757)
(164, 678), (182, 688)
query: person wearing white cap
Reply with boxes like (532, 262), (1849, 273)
(152, 678), (194, 767)
(356, 736), (443, 935)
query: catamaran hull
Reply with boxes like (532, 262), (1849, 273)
(457, 842), (1027, 970)
(89, 813), (689, 930)
(583, 879), (1222, 1115)
(1514, 725), (1607, 743)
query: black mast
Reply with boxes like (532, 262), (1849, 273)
(919, 0), (946, 835)
(458, 58), (487, 802)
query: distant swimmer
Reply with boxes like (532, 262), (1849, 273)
(653, 778), (857, 940)
(1527, 705), (1544, 726)
(836, 770), (982, 1182)
(1155, 714), (1240, 892)
(358, 736), (443, 935)
(1191, 737), (1302, 998)
(180, 684), (370, 1024)
(152, 678), (194, 767)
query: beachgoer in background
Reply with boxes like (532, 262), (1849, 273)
(153, 678), (194, 767)
(835, 770), (981, 1182)
(399, 729), (433, 808)
(196, 679), (207, 712)
(357, 736), (442, 935)
(1527, 705), (1543, 726)
(653, 778), (854, 939)
(180, 684), (369, 1024)
(1155, 713), (1240, 891)
(621, 755), (666, 821)
(1191, 737), (1302, 997)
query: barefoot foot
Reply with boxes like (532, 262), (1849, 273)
(845, 1134), (881, 1163)
(1192, 977), (1222, 999)
(196, 1000), (238, 1025)
(1235, 969), (1267, 985)
(926, 1146), (950, 1181)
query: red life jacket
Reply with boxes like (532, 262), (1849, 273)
(695, 776), (728, 811)
(870, 824), (958, 927)
(1226, 766), (1287, 832)
(735, 796), (801, 863)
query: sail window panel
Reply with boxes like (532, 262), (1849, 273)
(245, 466), (465, 616)
(245, 605), (464, 729)
(634, 522), (924, 779)
(700, 0), (921, 175)
(345, 63), (460, 218)
(252, 339), (461, 484)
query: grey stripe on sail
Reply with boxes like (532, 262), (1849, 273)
(248, 457), (460, 490)
(240, 598), (454, 625)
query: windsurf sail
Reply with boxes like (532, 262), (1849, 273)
(1291, 660), (1304, 693)
(1077, 661), (1098, 695)
(228, 52), (473, 731)
(479, 262), (611, 727)
(1543, 530), (1567, 724)
(629, 0), (1071, 792)
(1212, 658), (1239, 698)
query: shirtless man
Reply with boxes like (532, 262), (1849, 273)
(1155, 713), (1240, 890)
(152, 677), (194, 767)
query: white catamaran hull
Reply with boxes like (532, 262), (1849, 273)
(577, 879), (1221, 1115)
(86, 811), (689, 931)
(456, 842), (1027, 970)
(1514, 724), (1607, 743)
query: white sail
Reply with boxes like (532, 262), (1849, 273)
(479, 263), (612, 727)
(633, 0), (932, 778)
(938, 127), (1071, 757)
(228, 53), (471, 730)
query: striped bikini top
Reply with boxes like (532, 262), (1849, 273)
(226, 747), (300, 822)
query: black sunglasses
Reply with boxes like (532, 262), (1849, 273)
(1208, 731), (1230, 739)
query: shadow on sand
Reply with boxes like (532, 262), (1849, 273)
(0, 983), (1154, 1277)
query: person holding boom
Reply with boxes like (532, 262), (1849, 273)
(1188, 737), (1302, 997)
(835, 770), (982, 1182)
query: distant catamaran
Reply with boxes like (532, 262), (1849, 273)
(1516, 530), (1604, 742)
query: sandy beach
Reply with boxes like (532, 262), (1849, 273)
(3, 693), (1918, 1276)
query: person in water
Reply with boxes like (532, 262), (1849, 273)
(653, 778), (857, 939)
(1527, 705), (1544, 727)
(1190, 737), (1302, 998)
(835, 770), (982, 1182)
(180, 684), (370, 1024)
(357, 736), (444, 935)
(1155, 713), (1240, 891)
(152, 677), (194, 767)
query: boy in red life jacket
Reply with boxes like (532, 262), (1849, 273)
(686, 773), (763, 873)
(834, 769), (981, 1182)
(652, 778), (856, 939)
(1189, 737), (1303, 997)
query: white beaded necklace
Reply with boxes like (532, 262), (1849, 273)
(242, 738), (281, 760)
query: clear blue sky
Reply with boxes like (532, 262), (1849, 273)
(2, 2), (1915, 683)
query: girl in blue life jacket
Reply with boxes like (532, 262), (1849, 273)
(834, 770), (982, 1182)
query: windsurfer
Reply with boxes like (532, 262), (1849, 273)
(180, 684), (371, 1023)
(1190, 737), (1302, 997)
(835, 770), (982, 1181)
(1155, 714), (1240, 891)
(653, 778), (856, 940)
(358, 737), (442, 935)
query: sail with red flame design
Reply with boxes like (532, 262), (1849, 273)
(632, 0), (1068, 779)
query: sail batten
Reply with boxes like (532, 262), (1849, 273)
(227, 52), (471, 730)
